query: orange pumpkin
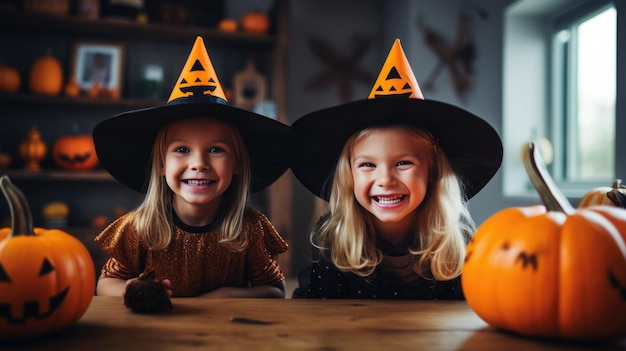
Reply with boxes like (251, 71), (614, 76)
(578, 179), (626, 208)
(64, 76), (80, 97)
(218, 18), (238, 32)
(0, 65), (21, 93)
(462, 143), (626, 340)
(240, 11), (270, 34)
(29, 51), (63, 96)
(0, 176), (95, 341)
(52, 133), (99, 171)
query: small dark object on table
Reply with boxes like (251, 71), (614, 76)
(124, 270), (172, 314)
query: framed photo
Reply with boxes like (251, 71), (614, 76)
(72, 41), (124, 92)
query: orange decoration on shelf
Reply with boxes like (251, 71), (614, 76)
(0, 64), (21, 93)
(29, 49), (63, 96)
(18, 125), (47, 171)
(52, 133), (99, 171)
(240, 11), (270, 34)
(218, 18), (238, 32)
(64, 76), (80, 97)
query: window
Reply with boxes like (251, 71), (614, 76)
(551, 4), (616, 185)
(503, 0), (618, 199)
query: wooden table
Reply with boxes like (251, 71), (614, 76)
(5, 296), (626, 350)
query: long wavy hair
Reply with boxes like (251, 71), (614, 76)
(132, 117), (251, 251)
(312, 125), (475, 280)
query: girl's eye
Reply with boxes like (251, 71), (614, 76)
(397, 160), (413, 166)
(358, 162), (375, 168)
(209, 147), (225, 153)
(174, 146), (190, 153)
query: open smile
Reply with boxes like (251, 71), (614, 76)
(183, 179), (215, 186)
(373, 195), (406, 205)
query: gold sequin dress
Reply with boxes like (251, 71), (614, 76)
(95, 207), (288, 297)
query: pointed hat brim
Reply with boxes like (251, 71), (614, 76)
(93, 37), (295, 193)
(290, 39), (502, 200)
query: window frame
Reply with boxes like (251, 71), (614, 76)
(550, 2), (616, 192)
(502, 0), (621, 200)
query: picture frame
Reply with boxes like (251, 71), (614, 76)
(71, 41), (124, 92)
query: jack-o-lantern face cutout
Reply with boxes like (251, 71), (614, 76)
(371, 66), (413, 98)
(0, 176), (95, 341)
(52, 134), (99, 171)
(167, 37), (227, 103)
(0, 258), (69, 324)
(368, 39), (423, 100)
(462, 144), (626, 341)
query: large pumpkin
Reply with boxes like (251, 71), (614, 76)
(52, 133), (99, 171)
(29, 51), (63, 96)
(462, 143), (626, 340)
(0, 176), (95, 341)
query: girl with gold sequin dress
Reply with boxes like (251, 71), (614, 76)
(93, 37), (294, 298)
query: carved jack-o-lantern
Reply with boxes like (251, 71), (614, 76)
(462, 143), (626, 340)
(0, 176), (95, 341)
(52, 134), (99, 171)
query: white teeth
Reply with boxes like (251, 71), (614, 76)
(185, 179), (212, 186)
(375, 195), (403, 204)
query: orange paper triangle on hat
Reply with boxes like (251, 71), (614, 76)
(167, 36), (228, 103)
(368, 39), (424, 100)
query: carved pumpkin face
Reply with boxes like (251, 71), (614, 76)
(52, 134), (99, 171)
(0, 176), (95, 341)
(462, 205), (626, 340)
(0, 228), (95, 340)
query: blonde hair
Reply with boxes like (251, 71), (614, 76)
(313, 125), (475, 280)
(133, 117), (251, 251)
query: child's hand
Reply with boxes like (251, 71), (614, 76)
(160, 278), (173, 297)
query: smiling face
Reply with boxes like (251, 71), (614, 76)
(350, 127), (431, 238)
(161, 117), (239, 223)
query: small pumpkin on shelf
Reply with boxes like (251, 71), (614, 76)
(52, 127), (99, 171)
(462, 142), (626, 341)
(64, 75), (80, 98)
(29, 49), (63, 96)
(0, 145), (11, 169)
(217, 18), (238, 32)
(0, 63), (21, 93)
(0, 176), (95, 341)
(240, 10), (270, 34)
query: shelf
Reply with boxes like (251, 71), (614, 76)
(0, 92), (163, 109)
(0, 13), (276, 48)
(1, 169), (115, 182)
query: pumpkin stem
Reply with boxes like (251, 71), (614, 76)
(522, 142), (575, 214)
(0, 175), (35, 236)
(607, 190), (626, 209)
